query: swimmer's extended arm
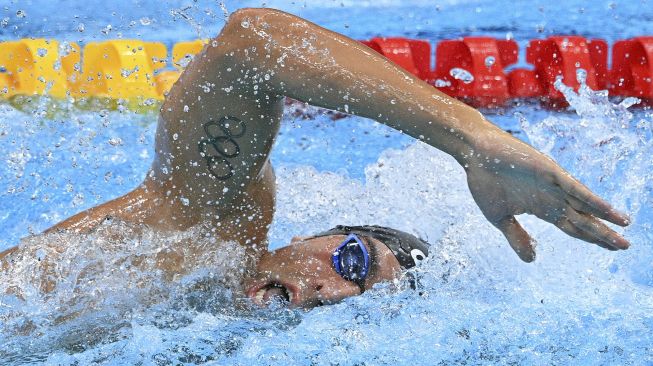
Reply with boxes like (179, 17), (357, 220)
(199, 8), (629, 260)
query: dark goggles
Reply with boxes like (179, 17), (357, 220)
(331, 233), (370, 292)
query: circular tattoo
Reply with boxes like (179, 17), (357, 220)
(198, 116), (247, 180)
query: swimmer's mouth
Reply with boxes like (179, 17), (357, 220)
(249, 282), (296, 306)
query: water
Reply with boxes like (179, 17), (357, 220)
(1, 1), (652, 365)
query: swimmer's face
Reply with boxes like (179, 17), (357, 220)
(245, 235), (402, 308)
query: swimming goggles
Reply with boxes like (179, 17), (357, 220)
(331, 233), (370, 292)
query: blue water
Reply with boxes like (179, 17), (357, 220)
(1, 1), (652, 365)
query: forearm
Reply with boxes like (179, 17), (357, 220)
(216, 8), (498, 164)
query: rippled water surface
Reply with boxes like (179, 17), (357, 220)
(1, 0), (652, 365)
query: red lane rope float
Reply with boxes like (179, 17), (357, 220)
(610, 36), (653, 99)
(362, 37), (432, 80)
(505, 36), (608, 107)
(528, 37), (607, 100)
(431, 37), (517, 107)
(1, 36), (652, 108)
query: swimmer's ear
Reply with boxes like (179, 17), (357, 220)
(495, 216), (536, 263)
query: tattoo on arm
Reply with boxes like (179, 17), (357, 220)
(198, 116), (246, 180)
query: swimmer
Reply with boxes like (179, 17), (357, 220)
(0, 8), (630, 307)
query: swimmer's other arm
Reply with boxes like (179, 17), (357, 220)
(217, 8), (630, 261)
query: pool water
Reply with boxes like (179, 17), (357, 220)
(1, 1), (652, 365)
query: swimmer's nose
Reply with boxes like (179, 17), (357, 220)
(301, 279), (360, 307)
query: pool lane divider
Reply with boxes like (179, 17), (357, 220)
(1, 36), (652, 109)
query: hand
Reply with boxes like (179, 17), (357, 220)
(463, 128), (630, 262)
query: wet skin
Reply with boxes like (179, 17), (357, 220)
(0, 8), (631, 308)
(246, 235), (401, 308)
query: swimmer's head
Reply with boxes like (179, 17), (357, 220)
(245, 225), (429, 308)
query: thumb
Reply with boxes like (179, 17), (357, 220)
(495, 216), (536, 262)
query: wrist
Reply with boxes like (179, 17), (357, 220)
(444, 110), (496, 168)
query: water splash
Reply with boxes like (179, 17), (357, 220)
(521, 73), (653, 288)
(553, 74), (640, 124)
(0, 220), (251, 363)
(0, 100), (652, 364)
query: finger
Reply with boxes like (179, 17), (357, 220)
(495, 216), (536, 262)
(555, 216), (618, 251)
(564, 191), (630, 227)
(565, 209), (630, 250)
(554, 172), (630, 226)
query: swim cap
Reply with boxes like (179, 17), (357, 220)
(313, 225), (429, 269)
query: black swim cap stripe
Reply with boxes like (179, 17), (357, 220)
(313, 225), (429, 270)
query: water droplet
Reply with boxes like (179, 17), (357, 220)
(1, 17), (9, 27)
(449, 68), (474, 84)
(178, 55), (193, 68)
(241, 18), (250, 28)
(120, 66), (138, 78)
(108, 137), (123, 146)
(434, 79), (451, 88)
(101, 24), (112, 35)
(16, 10), (26, 18)
(390, 99), (396, 104)
(484, 56), (496, 68)
(172, 133), (179, 141)
(37, 48), (48, 57)
(183, 105), (189, 112)
(77, 23), (85, 32)
(576, 68), (587, 84)
(59, 42), (72, 57)
(619, 97), (641, 109)
(561, 38), (570, 48)
(180, 197), (190, 206)
(139, 17), (151, 26)
(72, 193), (85, 207)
